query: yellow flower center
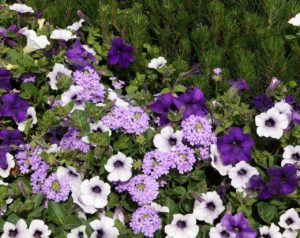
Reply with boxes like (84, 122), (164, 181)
(51, 181), (61, 192)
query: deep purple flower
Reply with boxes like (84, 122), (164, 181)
(249, 175), (272, 199)
(0, 24), (19, 47)
(0, 93), (30, 122)
(217, 127), (254, 165)
(0, 129), (23, 146)
(20, 73), (36, 83)
(267, 163), (297, 196)
(107, 37), (135, 69)
(66, 39), (96, 69)
(0, 67), (12, 91)
(221, 212), (257, 238)
(292, 110), (300, 124)
(174, 87), (207, 119)
(150, 93), (179, 125)
(0, 146), (11, 169)
(229, 79), (248, 91)
(252, 94), (274, 112)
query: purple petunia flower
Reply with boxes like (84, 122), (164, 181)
(66, 39), (96, 69)
(130, 206), (161, 237)
(217, 127), (254, 165)
(150, 93), (179, 126)
(221, 212), (257, 238)
(107, 37), (135, 69)
(0, 67), (12, 91)
(0, 93), (30, 122)
(0, 24), (19, 47)
(0, 129), (23, 146)
(174, 87), (207, 119)
(0, 146), (11, 169)
(229, 79), (249, 92)
(249, 175), (272, 200)
(267, 163), (297, 196)
(252, 93), (274, 112)
(20, 73), (36, 83)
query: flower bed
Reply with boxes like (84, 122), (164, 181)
(0, 3), (300, 238)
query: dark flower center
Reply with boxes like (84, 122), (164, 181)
(220, 230), (230, 237)
(114, 160), (124, 168)
(97, 229), (104, 238)
(168, 137), (177, 146)
(33, 230), (43, 238)
(286, 217), (294, 225)
(68, 170), (78, 177)
(238, 169), (247, 176)
(176, 220), (187, 229)
(8, 229), (18, 237)
(206, 202), (216, 211)
(292, 153), (300, 161)
(265, 118), (275, 127)
(92, 186), (102, 194)
(78, 231), (84, 238)
(262, 234), (271, 238)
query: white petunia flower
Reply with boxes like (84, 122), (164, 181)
(259, 223), (282, 238)
(0, 153), (15, 178)
(81, 121), (112, 145)
(279, 208), (300, 230)
(2, 219), (28, 238)
(193, 191), (224, 224)
(67, 225), (87, 238)
(79, 176), (110, 209)
(148, 57), (167, 69)
(281, 145), (300, 174)
(17, 107), (37, 132)
(60, 85), (85, 112)
(150, 202), (170, 213)
(210, 144), (232, 176)
(228, 161), (258, 189)
(67, 19), (85, 31)
(47, 63), (72, 90)
(153, 126), (182, 152)
(46, 144), (60, 154)
(20, 29), (50, 53)
(282, 228), (298, 238)
(209, 223), (235, 238)
(165, 214), (199, 238)
(104, 152), (133, 182)
(274, 101), (292, 122)
(57, 166), (83, 190)
(28, 220), (51, 238)
(9, 3), (34, 13)
(82, 45), (96, 56)
(71, 184), (97, 214)
(90, 217), (119, 238)
(113, 206), (125, 224)
(50, 29), (76, 41)
(108, 89), (129, 108)
(288, 13), (300, 27)
(255, 108), (289, 139)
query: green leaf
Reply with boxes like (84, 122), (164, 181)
(256, 202), (277, 224)
(173, 84), (187, 92)
(48, 201), (65, 225)
(88, 132), (110, 147)
(63, 216), (82, 230)
(113, 134), (131, 151)
(71, 109), (90, 133)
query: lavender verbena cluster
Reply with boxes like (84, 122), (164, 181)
(72, 66), (105, 103)
(182, 115), (217, 159)
(142, 150), (173, 178)
(60, 127), (90, 153)
(101, 106), (150, 135)
(171, 144), (196, 174)
(130, 207), (161, 238)
(118, 174), (159, 206)
(42, 173), (71, 202)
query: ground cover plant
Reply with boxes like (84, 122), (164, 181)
(0, 2), (300, 238)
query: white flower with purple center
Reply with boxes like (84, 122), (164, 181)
(153, 126), (182, 152)
(67, 19), (85, 31)
(60, 85), (85, 111)
(17, 107), (37, 132)
(209, 223), (235, 238)
(67, 225), (87, 238)
(81, 121), (112, 145)
(56, 166), (83, 190)
(90, 217), (119, 238)
(193, 191), (225, 224)
(79, 176), (110, 209)
(255, 108), (289, 139)
(165, 214), (199, 238)
(105, 152), (133, 182)
(259, 223), (282, 238)
(0, 153), (15, 178)
(148, 56), (167, 69)
(210, 144), (232, 176)
(279, 208), (300, 231)
(281, 145), (300, 174)
(282, 228), (298, 238)
(2, 219), (28, 238)
(9, 3), (34, 13)
(28, 220), (51, 238)
(71, 184), (97, 214)
(228, 161), (258, 189)
(47, 63), (72, 90)
(50, 29), (76, 41)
